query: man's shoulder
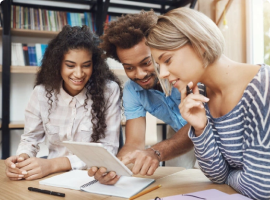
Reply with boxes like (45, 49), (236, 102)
(124, 79), (136, 89)
(124, 80), (143, 93)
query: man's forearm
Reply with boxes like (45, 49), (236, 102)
(150, 124), (193, 161)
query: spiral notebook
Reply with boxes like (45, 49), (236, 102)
(39, 170), (155, 198)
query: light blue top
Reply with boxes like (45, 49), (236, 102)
(123, 80), (187, 131)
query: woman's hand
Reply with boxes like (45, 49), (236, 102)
(179, 82), (209, 136)
(15, 157), (53, 180)
(5, 154), (29, 180)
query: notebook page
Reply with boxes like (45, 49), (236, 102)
(81, 176), (155, 198)
(39, 170), (94, 190)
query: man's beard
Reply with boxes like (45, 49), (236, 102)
(132, 72), (159, 90)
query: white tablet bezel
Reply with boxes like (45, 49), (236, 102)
(62, 141), (133, 177)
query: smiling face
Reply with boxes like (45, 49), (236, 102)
(61, 49), (93, 96)
(150, 44), (205, 92)
(116, 38), (158, 90)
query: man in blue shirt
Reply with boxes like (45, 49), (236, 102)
(88, 11), (195, 185)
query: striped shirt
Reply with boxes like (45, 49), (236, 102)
(189, 64), (270, 200)
(17, 81), (121, 170)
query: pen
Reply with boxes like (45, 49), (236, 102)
(186, 85), (193, 95)
(129, 184), (161, 200)
(28, 187), (65, 197)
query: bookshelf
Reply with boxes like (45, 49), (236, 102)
(1, 0), (197, 159)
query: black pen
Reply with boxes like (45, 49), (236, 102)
(28, 187), (65, 197)
(186, 85), (193, 95)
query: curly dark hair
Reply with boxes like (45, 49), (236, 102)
(100, 10), (157, 62)
(35, 25), (122, 142)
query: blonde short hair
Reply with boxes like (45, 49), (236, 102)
(146, 7), (225, 67)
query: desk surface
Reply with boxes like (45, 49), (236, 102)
(0, 160), (237, 200)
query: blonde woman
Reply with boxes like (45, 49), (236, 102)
(146, 7), (270, 200)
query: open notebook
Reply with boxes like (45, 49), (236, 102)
(39, 170), (155, 198)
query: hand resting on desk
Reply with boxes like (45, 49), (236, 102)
(5, 153), (29, 180)
(5, 154), (72, 181)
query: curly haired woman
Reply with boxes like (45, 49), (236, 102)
(4, 25), (122, 181)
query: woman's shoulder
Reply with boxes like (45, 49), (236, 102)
(32, 84), (58, 99)
(33, 84), (46, 94)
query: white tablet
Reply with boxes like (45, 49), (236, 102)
(62, 141), (133, 177)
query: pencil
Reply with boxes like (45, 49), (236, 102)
(129, 184), (162, 200)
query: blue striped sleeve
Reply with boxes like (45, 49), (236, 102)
(189, 122), (230, 184)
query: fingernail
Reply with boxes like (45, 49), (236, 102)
(101, 169), (106, 173)
(18, 178), (22, 180)
(22, 171), (27, 175)
(11, 164), (16, 168)
(204, 97), (209, 101)
(19, 175), (24, 178)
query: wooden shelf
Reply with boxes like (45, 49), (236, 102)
(0, 65), (40, 74)
(11, 66), (40, 73)
(0, 121), (24, 129)
(11, 28), (59, 38)
(0, 65), (123, 75)
(9, 121), (25, 129)
(0, 119), (164, 129)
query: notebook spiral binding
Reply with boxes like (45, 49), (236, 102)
(81, 180), (98, 188)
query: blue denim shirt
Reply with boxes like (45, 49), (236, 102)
(123, 80), (187, 132)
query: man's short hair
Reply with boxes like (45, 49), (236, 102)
(100, 10), (157, 62)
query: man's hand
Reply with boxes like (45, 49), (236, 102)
(15, 157), (53, 180)
(121, 149), (159, 176)
(5, 154), (29, 181)
(88, 167), (120, 185)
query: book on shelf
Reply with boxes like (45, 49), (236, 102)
(11, 43), (24, 66)
(10, 5), (117, 33)
(22, 44), (30, 66)
(11, 43), (48, 67)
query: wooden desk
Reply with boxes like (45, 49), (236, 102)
(0, 160), (182, 200)
(0, 160), (237, 199)
(106, 169), (237, 200)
